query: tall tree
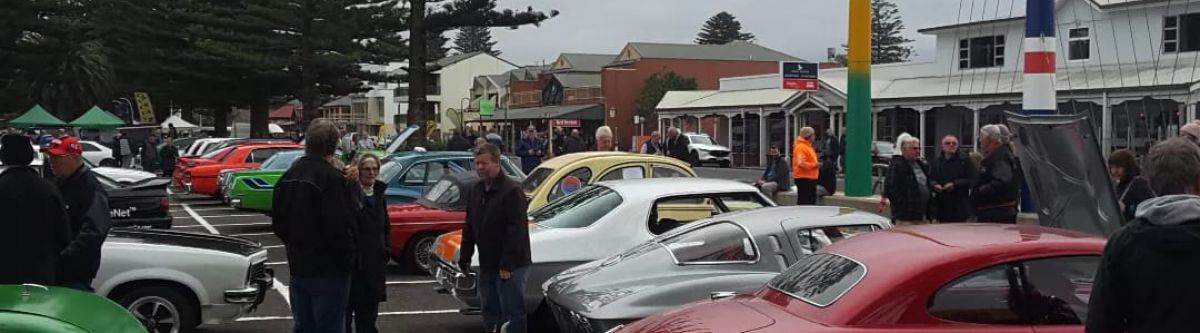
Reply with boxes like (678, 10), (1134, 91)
(635, 72), (698, 121)
(834, 0), (915, 65)
(695, 11), (755, 45)
(453, 26), (499, 55)
(427, 30), (450, 60)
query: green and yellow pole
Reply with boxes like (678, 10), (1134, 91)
(844, 0), (873, 197)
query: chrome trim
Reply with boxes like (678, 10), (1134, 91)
(604, 325), (625, 333)
(710, 291), (738, 301)
(767, 252), (867, 308)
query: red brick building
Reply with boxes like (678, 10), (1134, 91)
(601, 41), (800, 149)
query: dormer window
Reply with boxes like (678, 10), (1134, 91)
(1068, 28), (1091, 60)
(1164, 14), (1200, 53)
(958, 35), (1006, 69)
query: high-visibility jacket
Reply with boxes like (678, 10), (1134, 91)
(792, 137), (819, 180)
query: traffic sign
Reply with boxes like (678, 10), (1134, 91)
(780, 62), (820, 91)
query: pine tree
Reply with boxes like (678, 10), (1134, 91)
(427, 30), (450, 60)
(635, 72), (698, 120)
(695, 12), (755, 45)
(833, 0), (916, 65)
(453, 26), (499, 56)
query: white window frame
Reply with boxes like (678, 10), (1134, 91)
(958, 35), (1006, 69)
(1068, 27), (1091, 61)
(1165, 15), (1180, 53)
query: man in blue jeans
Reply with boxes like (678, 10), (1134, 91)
(272, 119), (358, 333)
(460, 143), (533, 333)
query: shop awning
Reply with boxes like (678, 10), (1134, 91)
(8, 104), (68, 128)
(476, 104), (603, 122)
(69, 106), (126, 129)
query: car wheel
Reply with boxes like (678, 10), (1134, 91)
(690, 152), (701, 167)
(113, 285), (198, 333)
(100, 158), (118, 167)
(404, 232), (440, 274)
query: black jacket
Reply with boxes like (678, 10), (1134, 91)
(460, 174), (530, 271)
(884, 156), (931, 221)
(350, 180), (390, 303)
(271, 156), (357, 277)
(972, 145), (1021, 209)
(1086, 195), (1200, 333)
(563, 136), (586, 154)
(930, 151), (978, 221)
(159, 144), (179, 170)
(1114, 176), (1155, 222)
(0, 167), (70, 285)
(56, 165), (111, 285)
(664, 135), (691, 163)
(761, 156), (793, 187)
(448, 135), (472, 152)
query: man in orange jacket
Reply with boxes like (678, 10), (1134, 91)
(792, 127), (820, 205)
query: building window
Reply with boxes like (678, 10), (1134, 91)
(1068, 27), (1090, 60)
(1164, 14), (1200, 53)
(958, 35), (1005, 69)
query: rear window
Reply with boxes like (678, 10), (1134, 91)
(530, 185), (622, 229)
(201, 146), (234, 161)
(768, 253), (866, 307)
(522, 167), (554, 193)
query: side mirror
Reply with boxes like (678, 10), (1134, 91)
(710, 291), (737, 301)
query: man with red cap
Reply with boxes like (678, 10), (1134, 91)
(43, 136), (111, 292)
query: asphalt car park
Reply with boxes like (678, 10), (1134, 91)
(168, 193), (483, 333)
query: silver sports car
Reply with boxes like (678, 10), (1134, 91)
(542, 206), (892, 333)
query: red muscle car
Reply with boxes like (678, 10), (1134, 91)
(388, 172), (474, 273)
(616, 223), (1104, 333)
(178, 143), (301, 196)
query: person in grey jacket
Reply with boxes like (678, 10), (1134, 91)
(755, 145), (792, 201)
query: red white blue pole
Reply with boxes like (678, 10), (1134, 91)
(1024, 0), (1057, 115)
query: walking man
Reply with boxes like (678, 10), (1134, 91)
(44, 136), (111, 291)
(516, 126), (545, 174)
(0, 135), (70, 285)
(1087, 137), (1200, 332)
(459, 143), (532, 333)
(272, 119), (358, 333)
(881, 134), (931, 225)
(159, 137), (180, 178)
(755, 145), (792, 201)
(971, 124), (1021, 223)
(930, 135), (977, 222)
(664, 127), (691, 163)
(792, 127), (820, 205)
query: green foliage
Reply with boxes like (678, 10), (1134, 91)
(695, 11), (755, 45)
(635, 72), (698, 120)
(835, 0), (915, 65)
(453, 26), (499, 56)
(427, 30), (451, 60)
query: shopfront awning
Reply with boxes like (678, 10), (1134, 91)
(474, 104), (603, 122)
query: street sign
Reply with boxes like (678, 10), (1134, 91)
(780, 62), (820, 91)
(479, 99), (495, 116)
(551, 119), (581, 127)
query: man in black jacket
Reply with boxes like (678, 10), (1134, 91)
(930, 135), (977, 222)
(0, 135), (70, 285)
(881, 134), (931, 225)
(1087, 138), (1200, 333)
(460, 143), (531, 333)
(448, 130), (473, 151)
(272, 119), (357, 333)
(664, 127), (691, 164)
(755, 145), (792, 201)
(43, 136), (110, 291)
(971, 125), (1021, 223)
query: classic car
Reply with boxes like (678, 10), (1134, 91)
(79, 140), (118, 167)
(97, 172), (173, 229)
(220, 150), (302, 211)
(377, 151), (523, 204)
(1, 142), (157, 183)
(96, 228), (272, 333)
(684, 133), (731, 168)
(177, 143), (302, 195)
(430, 178), (773, 317)
(181, 138), (231, 157)
(521, 152), (696, 211)
(388, 171), (476, 273)
(614, 223), (1105, 333)
(0, 284), (144, 332)
(543, 206), (891, 332)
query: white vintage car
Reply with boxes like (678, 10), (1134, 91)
(431, 178), (774, 315)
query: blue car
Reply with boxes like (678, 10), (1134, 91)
(377, 151), (525, 204)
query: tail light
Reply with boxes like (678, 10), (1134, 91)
(183, 172), (192, 183)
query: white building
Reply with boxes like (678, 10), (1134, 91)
(358, 62), (408, 136)
(393, 52), (517, 134)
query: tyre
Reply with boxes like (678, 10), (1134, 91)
(112, 284), (199, 333)
(403, 232), (440, 274)
(690, 152), (702, 167)
(99, 158), (119, 167)
(718, 160), (731, 168)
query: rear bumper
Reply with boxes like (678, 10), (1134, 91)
(697, 150), (732, 162)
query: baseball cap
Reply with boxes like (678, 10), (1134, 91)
(42, 136), (83, 156)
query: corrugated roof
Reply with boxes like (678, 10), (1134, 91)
(322, 96), (353, 107)
(553, 73), (601, 88)
(624, 41), (801, 63)
(657, 89), (801, 111)
(557, 53), (618, 72)
(919, 0), (1153, 33)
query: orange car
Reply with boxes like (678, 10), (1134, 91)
(180, 143), (302, 196)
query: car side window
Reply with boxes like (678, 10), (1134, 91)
(1021, 256), (1098, 325)
(402, 163), (427, 186)
(598, 166), (644, 182)
(648, 196), (720, 235)
(651, 165), (689, 178)
(929, 264), (1024, 325)
(796, 225), (880, 254)
(425, 162), (449, 185)
(661, 222), (756, 264)
(548, 167), (592, 201)
(246, 148), (280, 163)
(714, 192), (767, 213)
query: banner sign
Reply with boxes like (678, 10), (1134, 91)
(134, 92), (156, 124)
(780, 62), (820, 91)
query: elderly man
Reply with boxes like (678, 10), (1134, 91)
(664, 127), (691, 163)
(929, 135), (977, 222)
(1180, 120), (1200, 145)
(640, 131), (662, 155)
(792, 127), (820, 205)
(881, 133), (931, 225)
(44, 136), (111, 291)
(564, 129), (586, 154)
(971, 124), (1021, 223)
(594, 126), (616, 152)
(272, 119), (358, 333)
(1087, 137), (1200, 333)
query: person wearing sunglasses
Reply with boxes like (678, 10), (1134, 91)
(929, 135), (977, 222)
(880, 133), (931, 225)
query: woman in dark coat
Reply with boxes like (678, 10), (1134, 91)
(346, 154), (391, 333)
(1108, 149), (1155, 223)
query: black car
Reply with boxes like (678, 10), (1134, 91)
(97, 174), (173, 229)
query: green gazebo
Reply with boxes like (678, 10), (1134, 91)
(69, 106), (126, 129)
(8, 105), (68, 128)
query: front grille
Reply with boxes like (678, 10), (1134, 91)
(247, 262), (266, 284)
(549, 301), (595, 333)
(708, 150), (730, 157)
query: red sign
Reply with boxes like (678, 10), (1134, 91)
(551, 119), (581, 127)
(782, 78), (820, 91)
(781, 61), (819, 92)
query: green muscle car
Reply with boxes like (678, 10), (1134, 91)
(0, 284), (144, 332)
(221, 150), (302, 212)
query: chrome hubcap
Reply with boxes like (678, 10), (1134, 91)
(128, 296), (180, 333)
(416, 236), (436, 271)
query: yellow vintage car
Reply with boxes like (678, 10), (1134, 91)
(520, 152), (696, 210)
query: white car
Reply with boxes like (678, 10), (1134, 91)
(80, 140), (118, 167)
(0, 143), (157, 183)
(184, 138), (233, 157)
(685, 133), (732, 168)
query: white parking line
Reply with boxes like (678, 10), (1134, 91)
(386, 280), (436, 285)
(235, 309), (459, 322)
(175, 214), (263, 219)
(183, 203), (290, 308)
(175, 222), (271, 229)
(169, 206), (235, 213)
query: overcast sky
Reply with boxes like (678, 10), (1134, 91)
(477, 0), (1027, 65)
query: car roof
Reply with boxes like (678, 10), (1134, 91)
(596, 178), (759, 200)
(537, 152), (690, 170)
(723, 206), (887, 234)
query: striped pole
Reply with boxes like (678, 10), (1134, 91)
(1023, 0), (1056, 115)
(844, 0), (872, 197)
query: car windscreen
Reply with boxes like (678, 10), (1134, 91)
(261, 151), (303, 170)
(689, 135), (714, 145)
(201, 146), (234, 161)
(522, 167), (553, 193)
(767, 253), (866, 307)
(530, 185), (622, 229)
(378, 159), (404, 184)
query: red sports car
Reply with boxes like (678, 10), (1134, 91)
(616, 223), (1104, 333)
(177, 143), (302, 195)
(388, 172), (474, 273)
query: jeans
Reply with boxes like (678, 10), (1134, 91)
(345, 301), (379, 333)
(290, 274), (351, 333)
(478, 266), (529, 333)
